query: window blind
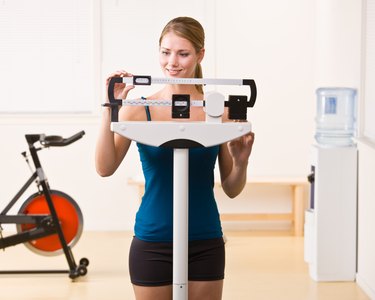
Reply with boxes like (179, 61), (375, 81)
(0, 0), (94, 113)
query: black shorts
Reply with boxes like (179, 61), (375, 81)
(129, 236), (225, 286)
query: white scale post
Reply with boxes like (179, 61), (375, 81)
(107, 76), (257, 299)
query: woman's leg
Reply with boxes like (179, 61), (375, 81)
(133, 281), (223, 300)
(187, 237), (225, 300)
(188, 280), (224, 300)
(129, 237), (225, 299)
(132, 285), (172, 300)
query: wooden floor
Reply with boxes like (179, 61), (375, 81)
(0, 231), (370, 300)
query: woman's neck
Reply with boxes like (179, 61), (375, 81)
(159, 84), (203, 100)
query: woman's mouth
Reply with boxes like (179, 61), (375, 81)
(166, 68), (182, 76)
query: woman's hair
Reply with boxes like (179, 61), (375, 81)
(159, 17), (205, 94)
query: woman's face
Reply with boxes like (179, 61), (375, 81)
(159, 32), (204, 78)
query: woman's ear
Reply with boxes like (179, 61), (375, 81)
(198, 48), (205, 63)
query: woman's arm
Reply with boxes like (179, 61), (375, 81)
(95, 108), (131, 177)
(218, 132), (255, 198)
(95, 71), (135, 177)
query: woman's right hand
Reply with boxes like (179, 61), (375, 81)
(105, 70), (135, 101)
(96, 70), (134, 177)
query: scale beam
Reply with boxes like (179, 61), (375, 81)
(122, 75), (245, 86)
(107, 75), (257, 122)
(121, 99), (204, 107)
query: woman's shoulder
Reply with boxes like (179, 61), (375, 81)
(119, 102), (148, 121)
(146, 91), (163, 100)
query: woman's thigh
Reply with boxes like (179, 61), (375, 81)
(132, 285), (172, 300)
(133, 281), (223, 300)
(188, 280), (224, 300)
(129, 237), (225, 286)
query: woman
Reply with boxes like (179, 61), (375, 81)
(95, 16), (254, 300)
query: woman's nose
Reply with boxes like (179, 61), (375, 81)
(168, 53), (178, 66)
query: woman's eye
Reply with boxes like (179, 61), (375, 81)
(161, 51), (170, 55)
(180, 53), (189, 57)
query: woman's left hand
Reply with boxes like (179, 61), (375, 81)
(227, 131), (255, 166)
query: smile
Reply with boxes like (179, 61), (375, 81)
(167, 68), (182, 75)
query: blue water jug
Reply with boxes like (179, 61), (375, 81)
(315, 88), (357, 146)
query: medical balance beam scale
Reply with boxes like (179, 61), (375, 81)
(106, 75), (257, 300)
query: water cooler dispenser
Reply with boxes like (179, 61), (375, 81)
(304, 87), (358, 281)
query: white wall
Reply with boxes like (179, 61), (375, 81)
(216, 0), (315, 177)
(356, 140), (375, 299)
(357, 0), (375, 297)
(313, 0), (374, 297)
(0, 0), (316, 232)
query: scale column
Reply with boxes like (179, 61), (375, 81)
(173, 148), (189, 300)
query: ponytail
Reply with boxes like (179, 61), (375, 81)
(195, 63), (203, 94)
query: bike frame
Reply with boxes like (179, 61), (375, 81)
(0, 131), (87, 279)
(0, 170), (56, 248)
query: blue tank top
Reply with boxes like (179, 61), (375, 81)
(134, 107), (222, 242)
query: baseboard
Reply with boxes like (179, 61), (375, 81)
(356, 273), (375, 300)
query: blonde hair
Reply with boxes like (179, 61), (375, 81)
(159, 17), (205, 94)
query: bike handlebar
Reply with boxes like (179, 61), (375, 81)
(25, 131), (85, 147)
(41, 131), (85, 147)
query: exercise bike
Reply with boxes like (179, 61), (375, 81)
(0, 130), (89, 279)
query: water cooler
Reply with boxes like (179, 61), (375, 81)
(304, 87), (358, 281)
